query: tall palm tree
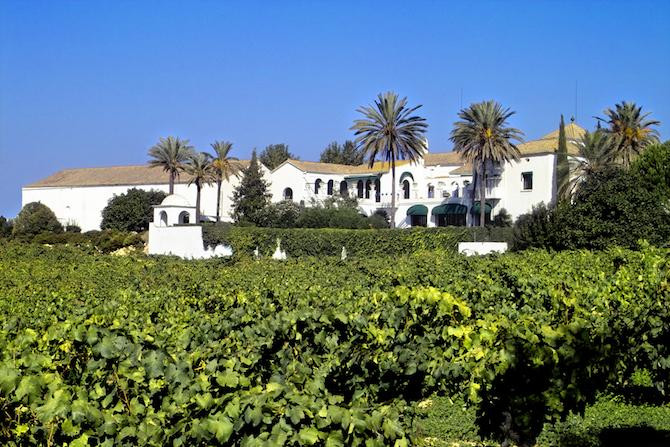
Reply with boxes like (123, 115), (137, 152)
(597, 101), (660, 168)
(147, 136), (194, 194)
(561, 130), (615, 199)
(351, 92), (428, 228)
(210, 141), (241, 222)
(450, 101), (524, 227)
(183, 151), (215, 223)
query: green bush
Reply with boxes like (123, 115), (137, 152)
(0, 216), (12, 238)
(202, 225), (514, 258)
(100, 188), (167, 232)
(552, 168), (670, 250)
(30, 229), (144, 253)
(65, 224), (81, 233)
(12, 202), (63, 239)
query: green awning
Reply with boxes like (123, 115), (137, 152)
(470, 201), (493, 214)
(432, 204), (467, 215)
(406, 204), (428, 216)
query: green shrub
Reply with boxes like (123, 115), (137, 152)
(30, 229), (143, 253)
(12, 202), (63, 239)
(0, 216), (12, 238)
(202, 225), (514, 258)
(512, 203), (555, 251)
(100, 188), (167, 232)
(552, 168), (670, 250)
(65, 224), (81, 233)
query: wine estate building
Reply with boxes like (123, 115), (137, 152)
(21, 123), (585, 231)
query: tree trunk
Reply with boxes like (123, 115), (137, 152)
(390, 151), (396, 228)
(169, 171), (175, 195)
(479, 161), (486, 227)
(195, 182), (201, 224)
(216, 179), (222, 222)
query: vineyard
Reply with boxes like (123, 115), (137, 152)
(0, 242), (668, 446)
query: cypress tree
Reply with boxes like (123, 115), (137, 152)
(231, 150), (271, 224)
(556, 115), (569, 201)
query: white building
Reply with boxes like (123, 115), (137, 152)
(21, 123), (585, 230)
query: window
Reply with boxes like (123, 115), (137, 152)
(178, 211), (190, 224)
(427, 185), (434, 198)
(357, 180), (364, 198)
(314, 179), (322, 194)
(365, 180), (371, 199)
(402, 180), (410, 199)
(374, 179), (381, 202)
(327, 180), (334, 195)
(283, 187), (293, 200)
(339, 180), (348, 196)
(522, 172), (533, 190)
(159, 211), (168, 227)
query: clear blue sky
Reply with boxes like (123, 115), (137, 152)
(1, 0), (669, 217)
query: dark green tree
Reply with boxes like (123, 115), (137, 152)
(632, 141), (670, 202)
(561, 130), (614, 198)
(101, 188), (167, 232)
(554, 167), (670, 250)
(492, 208), (513, 227)
(231, 150), (272, 225)
(511, 203), (555, 250)
(12, 202), (63, 239)
(555, 115), (569, 202)
(0, 216), (13, 238)
(259, 144), (298, 170)
(319, 140), (365, 165)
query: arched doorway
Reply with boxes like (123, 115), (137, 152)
(402, 180), (410, 199)
(159, 211), (168, 227)
(327, 180), (334, 195)
(314, 179), (322, 194)
(283, 187), (293, 200)
(357, 180), (364, 198)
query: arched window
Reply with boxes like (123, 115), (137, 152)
(178, 211), (190, 224)
(283, 187), (293, 200)
(365, 180), (372, 199)
(374, 179), (381, 202)
(159, 211), (168, 227)
(402, 180), (410, 199)
(427, 184), (435, 198)
(339, 180), (348, 196)
(452, 181), (460, 198)
(357, 180), (364, 198)
(327, 179), (334, 195)
(314, 179), (322, 194)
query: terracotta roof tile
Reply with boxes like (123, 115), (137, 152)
(25, 161), (249, 188)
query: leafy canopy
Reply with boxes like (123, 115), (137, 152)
(319, 141), (364, 165)
(259, 143), (298, 170)
(12, 202), (63, 238)
(101, 188), (167, 232)
(597, 101), (660, 168)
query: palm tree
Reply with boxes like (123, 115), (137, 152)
(351, 92), (428, 228)
(183, 151), (215, 223)
(147, 136), (194, 194)
(561, 130), (615, 199)
(450, 101), (524, 227)
(597, 101), (660, 168)
(210, 141), (240, 222)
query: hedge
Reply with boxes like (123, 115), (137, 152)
(202, 225), (514, 258)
